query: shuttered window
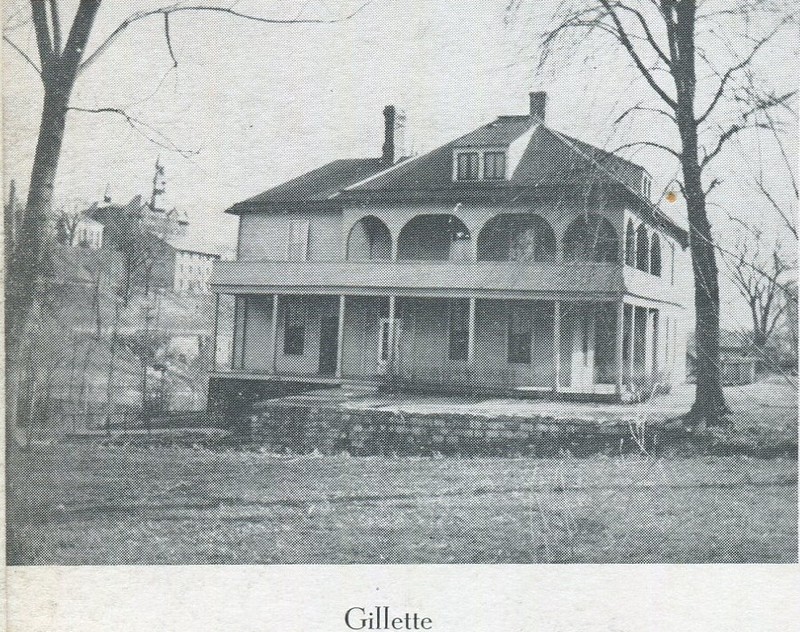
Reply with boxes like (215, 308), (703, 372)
(456, 152), (479, 180)
(287, 220), (310, 261)
(483, 151), (506, 180)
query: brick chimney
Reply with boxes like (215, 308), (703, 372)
(382, 105), (409, 164)
(529, 91), (547, 122)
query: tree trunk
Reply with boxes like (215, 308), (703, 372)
(673, 1), (728, 426)
(5, 86), (71, 434)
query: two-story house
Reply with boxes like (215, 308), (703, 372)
(210, 92), (690, 401)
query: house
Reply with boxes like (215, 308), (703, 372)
(209, 92), (691, 401)
(85, 161), (219, 294)
(687, 330), (758, 385)
(70, 216), (104, 249)
(169, 239), (221, 294)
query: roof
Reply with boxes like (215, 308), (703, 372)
(347, 123), (645, 193)
(165, 235), (220, 257)
(226, 158), (387, 213)
(225, 112), (686, 240)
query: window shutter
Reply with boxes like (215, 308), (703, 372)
(287, 220), (310, 261)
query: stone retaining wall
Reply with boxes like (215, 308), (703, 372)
(249, 402), (649, 456)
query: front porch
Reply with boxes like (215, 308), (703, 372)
(209, 293), (686, 402)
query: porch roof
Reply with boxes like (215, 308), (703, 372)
(210, 259), (624, 299)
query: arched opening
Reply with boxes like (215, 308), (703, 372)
(650, 233), (662, 276)
(636, 224), (649, 271)
(562, 214), (618, 263)
(346, 215), (391, 260)
(397, 214), (471, 261)
(477, 214), (556, 262)
(625, 219), (636, 267)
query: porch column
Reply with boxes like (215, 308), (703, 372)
(553, 301), (561, 391)
(270, 294), (280, 373)
(628, 304), (636, 383)
(615, 299), (625, 396)
(211, 293), (220, 373)
(644, 308), (654, 381)
(388, 295), (397, 372)
(336, 295), (346, 378)
(467, 297), (477, 363)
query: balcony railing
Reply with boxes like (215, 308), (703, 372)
(210, 259), (625, 299)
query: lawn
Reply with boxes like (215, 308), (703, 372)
(6, 445), (797, 564)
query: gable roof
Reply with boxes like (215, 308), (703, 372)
(227, 158), (387, 214)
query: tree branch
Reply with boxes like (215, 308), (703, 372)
(697, 16), (793, 125)
(49, 0), (62, 56)
(30, 0), (55, 72)
(67, 106), (199, 157)
(3, 35), (42, 76)
(701, 122), (770, 169)
(615, 2), (672, 68)
(164, 12), (177, 68)
(613, 102), (676, 125)
(79, 1), (377, 73)
(599, 0), (677, 109)
(613, 140), (681, 159)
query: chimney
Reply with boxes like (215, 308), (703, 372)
(382, 105), (409, 164)
(529, 91), (547, 122)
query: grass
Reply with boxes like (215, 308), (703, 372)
(6, 445), (797, 564)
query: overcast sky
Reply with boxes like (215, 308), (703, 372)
(3, 0), (798, 328)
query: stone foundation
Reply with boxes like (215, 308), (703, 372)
(248, 401), (650, 457)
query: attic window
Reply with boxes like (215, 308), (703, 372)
(484, 152), (506, 180)
(456, 152), (479, 180)
(642, 174), (652, 199)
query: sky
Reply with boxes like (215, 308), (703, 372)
(3, 0), (798, 329)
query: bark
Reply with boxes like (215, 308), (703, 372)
(6, 1), (101, 435)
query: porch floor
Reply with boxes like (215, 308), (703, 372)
(262, 383), (698, 428)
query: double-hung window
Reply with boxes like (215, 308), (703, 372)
(456, 152), (479, 181)
(448, 300), (469, 361)
(283, 302), (305, 355)
(483, 151), (506, 180)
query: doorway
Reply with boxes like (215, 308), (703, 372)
(318, 316), (339, 375)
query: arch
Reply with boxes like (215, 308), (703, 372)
(477, 213), (556, 262)
(347, 215), (391, 260)
(625, 219), (636, 267)
(562, 214), (619, 263)
(650, 233), (662, 276)
(635, 224), (649, 271)
(397, 214), (471, 261)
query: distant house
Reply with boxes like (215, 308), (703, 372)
(210, 92), (691, 400)
(71, 216), (104, 249)
(84, 161), (219, 294)
(169, 239), (220, 294)
(687, 330), (757, 385)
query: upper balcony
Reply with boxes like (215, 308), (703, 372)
(214, 211), (681, 304)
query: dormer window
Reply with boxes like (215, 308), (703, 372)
(642, 173), (652, 199)
(484, 151), (506, 180)
(456, 152), (479, 180)
(454, 149), (508, 182)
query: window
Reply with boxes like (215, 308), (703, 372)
(448, 300), (469, 361)
(283, 303), (305, 355)
(287, 219), (310, 261)
(650, 233), (662, 276)
(507, 303), (532, 364)
(483, 151), (506, 180)
(625, 220), (636, 266)
(377, 318), (402, 364)
(642, 174), (652, 199)
(456, 152), (479, 181)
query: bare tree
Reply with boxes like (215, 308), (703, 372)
(55, 203), (84, 246)
(3, 0), (376, 432)
(728, 234), (796, 368)
(525, 0), (797, 425)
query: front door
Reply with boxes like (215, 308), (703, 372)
(570, 311), (595, 389)
(318, 316), (339, 375)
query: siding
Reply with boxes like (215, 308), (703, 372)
(238, 211), (343, 261)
